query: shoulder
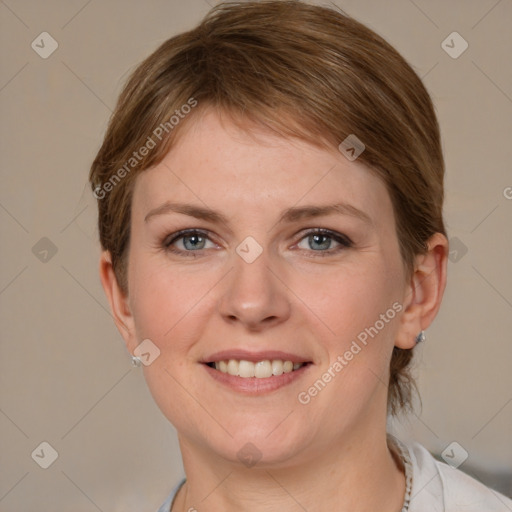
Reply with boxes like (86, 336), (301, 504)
(405, 440), (511, 512)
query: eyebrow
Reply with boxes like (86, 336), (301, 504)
(144, 201), (373, 227)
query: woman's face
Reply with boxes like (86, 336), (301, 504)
(124, 108), (413, 466)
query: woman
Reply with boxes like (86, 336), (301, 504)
(89, 1), (511, 510)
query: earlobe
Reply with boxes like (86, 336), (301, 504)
(98, 251), (137, 352)
(395, 233), (448, 349)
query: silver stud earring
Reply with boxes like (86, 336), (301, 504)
(131, 355), (142, 367)
(415, 330), (426, 344)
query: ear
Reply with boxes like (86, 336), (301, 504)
(395, 232), (448, 349)
(99, 251), (137, 353)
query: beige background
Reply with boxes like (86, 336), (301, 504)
(1, 0), (511, 510)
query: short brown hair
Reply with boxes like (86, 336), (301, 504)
(89, 0), (446, 415)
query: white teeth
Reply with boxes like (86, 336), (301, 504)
(271, 360), (284, 376)
(238, 360), (255, 378)
(227, 359), (238, 375)
(213, 359), (305, 378)
(255, 360), (272, 378)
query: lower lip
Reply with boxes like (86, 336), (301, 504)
(202, 363), (311, 394)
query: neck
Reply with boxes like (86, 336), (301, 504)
(173, 425), (406, 512)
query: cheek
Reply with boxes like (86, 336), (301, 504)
(298, 270), (402, 411)
(301, 262), (404, 401)
(297, 261), (402, 348)
(128, 253), (218, 350)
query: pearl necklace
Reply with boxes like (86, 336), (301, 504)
(388, 435), (413, 512)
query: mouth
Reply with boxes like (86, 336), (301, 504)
(204, 359), (311, 378)
(200, 350), (313, 394)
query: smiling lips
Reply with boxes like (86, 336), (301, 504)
(203, 350), (312, 388)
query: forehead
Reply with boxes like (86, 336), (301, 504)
(131, 108), (393, 227)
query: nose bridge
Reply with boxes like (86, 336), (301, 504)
(218, 236), (290, 328)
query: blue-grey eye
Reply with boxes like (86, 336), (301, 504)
(297, 230), (352, 252)
(164, 230), (214, 253)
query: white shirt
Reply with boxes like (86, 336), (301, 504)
(156, 439), (511, 511)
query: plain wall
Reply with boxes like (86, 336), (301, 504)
(1, 0), (511, 510)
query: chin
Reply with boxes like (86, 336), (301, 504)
(208, 415), (317, 468)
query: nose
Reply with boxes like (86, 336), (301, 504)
(218, 246), (291, 331)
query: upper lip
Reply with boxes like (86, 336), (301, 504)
(202, 349), (312, 364)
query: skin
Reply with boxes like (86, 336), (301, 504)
(100, 108), (448, 511)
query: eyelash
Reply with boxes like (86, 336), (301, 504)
(162, 228), (353, 258)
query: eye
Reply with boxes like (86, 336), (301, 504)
(295, 229), (352, 256)
(163, 229), (216, 256)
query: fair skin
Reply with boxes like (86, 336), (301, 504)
(100, 108), (447, 512)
